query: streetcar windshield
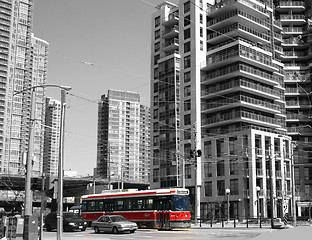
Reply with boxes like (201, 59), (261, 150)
(171, 196), (190, 211)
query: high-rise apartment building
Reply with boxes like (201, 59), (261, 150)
(95, 90), (150, 185)
(150, 0), (305, 220)
(43, 97), (61, 176)
(274, 0), (312, 217)
(0, 0), (48, 176)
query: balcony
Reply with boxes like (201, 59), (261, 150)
(208, 9), (270, 32)
(202, 45), (277, 73)
(207, 0), (269, 19)
(201, 95), (281, 115)
(162, 25), (179, 39)
(201, 78), (280, 100)
(276, 1), (305, 12)
(201, 110), (281, 129)
(207, 22), (271, 45)
(162, 13), (179, 27)
(162, 38), (179, 52)
(283, 27), (304, 35)
(286, 113), (311, 122)
(279, 14), (306, 25)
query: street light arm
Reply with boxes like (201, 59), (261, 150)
(13, 84), (72, 96)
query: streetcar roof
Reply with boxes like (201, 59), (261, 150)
(81, 188), (189, 200)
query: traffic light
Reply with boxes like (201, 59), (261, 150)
(190, 149), (202, 158)
(197, 150), (202, 157)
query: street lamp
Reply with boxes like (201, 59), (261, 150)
(256, 186), (261, 228)
(57, 86), (72, 240)
(226, 188), (230, 223)
(13, 84), (71, 240)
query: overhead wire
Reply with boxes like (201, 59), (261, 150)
(45, 1), (312, 165)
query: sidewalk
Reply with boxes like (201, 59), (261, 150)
(249, 225), (312, 240)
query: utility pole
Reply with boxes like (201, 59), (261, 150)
(57, 89), (69, 240)
(268, 143), (274, 229)
(291, 142), (297, 226)
(24, 87), (36, 240)
(191, 122), (201, 225)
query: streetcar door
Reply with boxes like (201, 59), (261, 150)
(156, 198), (169, 229)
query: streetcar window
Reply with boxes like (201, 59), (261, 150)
(81, 201), (87, 212)
(135, 199), (144, 209)
(98, 201), (104, 211)
(146, 198), (154, 210)
(124, 199), (132, 210)
(104, 200), (114, 212)
(171, 196), (190, 211)
(87, 201), (96, 211)
(155, 197), (170, 210)
(116, 200), (124, 211)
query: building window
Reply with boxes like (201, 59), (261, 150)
(155, 29), (160, 40)
(184, 55), (191, 68)
(184, 41), (191, 53)
(185, 164), (191, 178)
(217, 180), (225, 196)
(184, 71), (191, 82)
(153, 96), (158, 106)
(230, 160), (238, 175)
(153, 150), (159, 165)
(204, 141), (212, 158)
(229, 137), (238, 155)
(230, 179), (239, 195)
(200, 40), (203, 51)
(184, 128), (191, 140)
(154, 68), (158, 79)
(184, 15), (191, 26)
(154, 82), (158, 93)
(155, 16), (160, 28)
(184, 28), (191, 39)
(184, 114), (191, 125)
(204, 162), (213, 178)
(153, 122), (159, 132)
(184, 99), (191, 111)
(200, 13), (203, 24)
(154, 42), (160, 52)
(184, 85), (191, 97)
(153, 136), (159, 146)
(184, 143), (191, 159)
(217, 160), (224, 176)
(153, 168), (159, 182)
(200, 27), (203, 37)
(154, 54), (160, 65)
(184, 1), (190, 13)
(205, 181), (212, 197)
(153, 109), (158, 119)
(216, 139), (224, 157)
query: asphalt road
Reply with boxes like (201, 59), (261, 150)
(41, 227), (275, 240)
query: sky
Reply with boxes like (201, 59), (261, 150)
(32, 0), (178, 176)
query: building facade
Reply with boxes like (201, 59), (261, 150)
(43, 97), (61, 176)
(274, 0), (312, 218)
(0, 0), (48, 176)
(95, 90), (150, 185)
(150, 0), (305, 220)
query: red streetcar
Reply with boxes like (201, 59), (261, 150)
(81, 188), (191, 229)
